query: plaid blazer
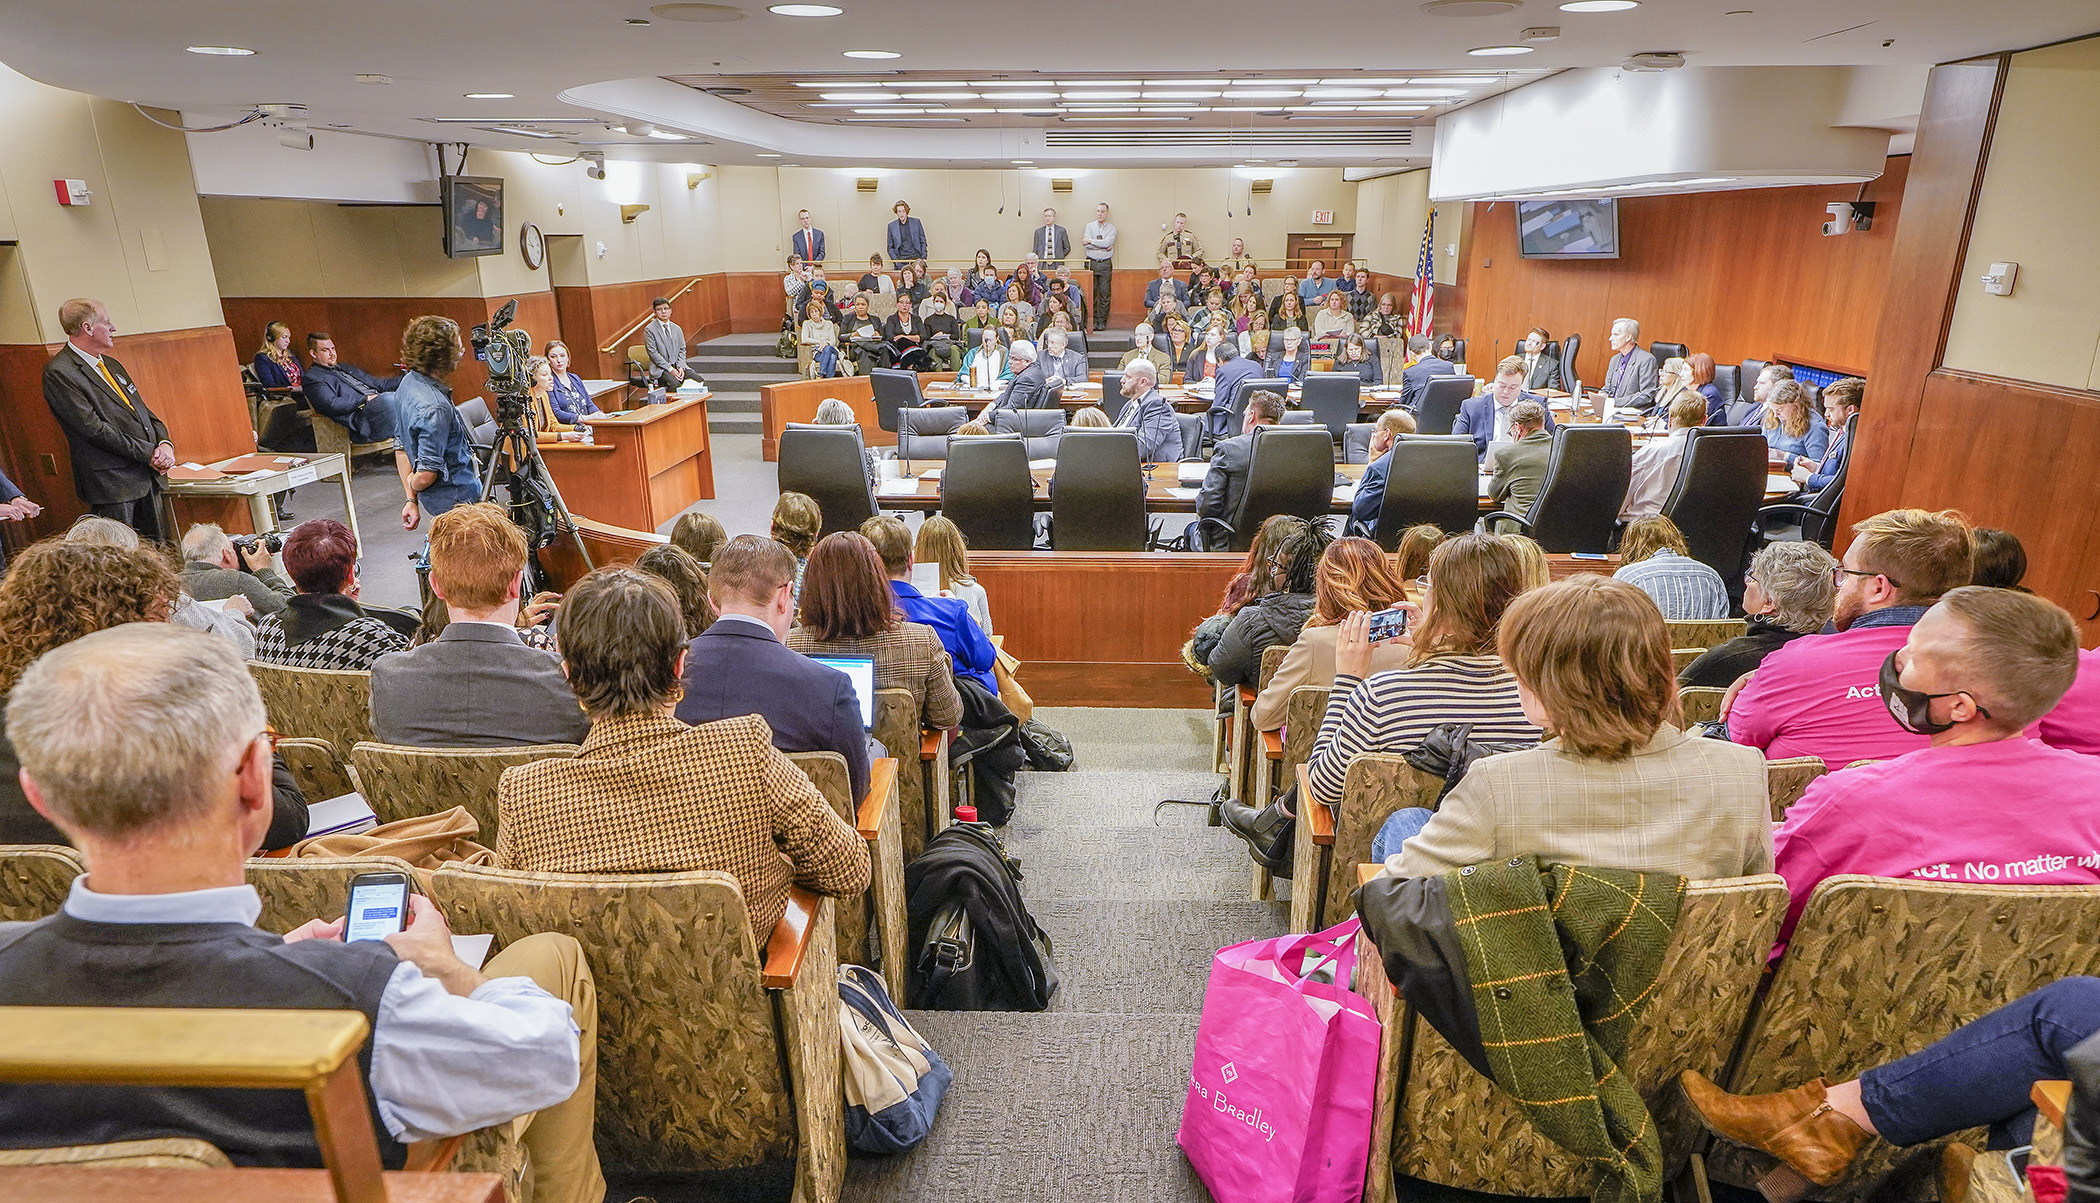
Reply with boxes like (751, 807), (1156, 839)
(494, 711), (870, 938)
(784, 621), (963, 731)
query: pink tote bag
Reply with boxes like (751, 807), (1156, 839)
(1177, 918), (1383, 1203)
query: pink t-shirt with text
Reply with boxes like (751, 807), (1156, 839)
(2039, 647), (2100, 757)
(1728, 621), (1930, 768)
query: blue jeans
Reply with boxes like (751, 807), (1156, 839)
(1369, 807), (1434, 863)
(1860, 976), (2100, 1148)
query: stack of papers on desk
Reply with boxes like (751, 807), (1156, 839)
(877, 479), (925, 497)
(1177, 462), (1209, 485)
(1165, 487), (1202, 500)
(1028, 459), (1057, 471)
(1332, 485), (1355, 502)
(918, 468), (944, 480)
(1767, 474), (1798, 494)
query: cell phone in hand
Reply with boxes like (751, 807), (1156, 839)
(1365, 605), (1411, 643)
(342, 871), (411, 943)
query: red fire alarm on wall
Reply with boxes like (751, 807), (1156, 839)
(54, 179), (91, 206)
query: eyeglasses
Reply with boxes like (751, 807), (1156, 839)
(1834, 565), (1900, 589)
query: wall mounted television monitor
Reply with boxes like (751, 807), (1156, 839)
(1515, 198), (1620, 259)
(442, 175), (504, 258)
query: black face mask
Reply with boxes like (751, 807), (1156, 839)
(1879, 649), (1987, 735)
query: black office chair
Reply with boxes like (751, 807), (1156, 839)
(1051, 431), (1151, 551)
(1561, 332), (1583, 387)
(988, 407), (1066, 459)
(778, 426), (878, 537)
(1416, 376), (1475, 436)
(455, 397), (499, 454)
(1301, 372), (1363, 443)
(1225, 376), (1288, 436)
(1174, 412), (1205, 461)
(1739, 358), (1768, 402)
(868, 368), (923, 437)
(895, 406), (969, 469)
(941, 436), (1036, 551)
(1443, 338), (1468, 366)
(1200, 426), (1336, 552)
(1712, 364), (1740, 412)
(1757, 413), (1854, 549)
(1660, 427), (1768, 584)
(1371, 436), (1479, 548)
(1513, 335), (1561, 359)
(1341, 423), (1378, 465)
(1099, 371), (1125, 415)
(1650, 340), (1689, 367)
(1482, 426), (1631, 553)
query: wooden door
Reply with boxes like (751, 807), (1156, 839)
(1285, 234), (1354, 272)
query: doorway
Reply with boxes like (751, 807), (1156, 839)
(1285, 233), (1354, 273)
(545, 235), (598, 373)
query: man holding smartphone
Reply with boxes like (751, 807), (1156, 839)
(0, 624), (605, 1203)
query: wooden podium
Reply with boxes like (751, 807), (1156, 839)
(539, 396), (714, 532)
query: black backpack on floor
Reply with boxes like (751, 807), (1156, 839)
(904, 823), (1057, 1011)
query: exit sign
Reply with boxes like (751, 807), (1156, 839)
(1311, 210), (1334, 225)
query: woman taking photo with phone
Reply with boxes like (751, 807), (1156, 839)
(1249, 538), (1410, 733)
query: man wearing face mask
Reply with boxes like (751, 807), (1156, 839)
(1725, 508), (1975, 769)
(1767, 585), (2100, 943)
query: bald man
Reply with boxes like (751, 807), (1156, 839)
(42, 298), (176, 541)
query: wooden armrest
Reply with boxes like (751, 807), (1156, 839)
(403, 1134), (465, 1173)
(1261, 728), (1282, 758)
(1358, 863), (1382, 888)
(920, 729), (941, 760)
(762, 887), (821, 989)
(1237, 685), (1255, 708)
(857, 759), (898, 841)
(0, 1008), (367, 1089)
(1297, 763), (1335, 845)
(2035, 1080), (2071, 1127)
(990, 634), (1004, 650)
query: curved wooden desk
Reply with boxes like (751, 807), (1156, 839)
(539, 396), (713, 531)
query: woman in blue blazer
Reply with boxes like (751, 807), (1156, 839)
(252, 321), (302, 392)
(543, 340), (601, 425)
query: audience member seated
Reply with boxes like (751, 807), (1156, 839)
(1770, 586), (2100, 940)
(1249, 538), (1412, 733)
(1189, 391), (1285, 551)
(1163, 318), (1197, 375)
(1271, 291), (1310, 333)
(1039, 327), (1088, 393)
(1727, 507), (1975, 767)
(1145, 263), (1189, 326)
(252, 519), (409, 670)
(1297, 261), (1337, 305)
(370, 503), (588, 747)
(1518, 327), (1563, 391)
(998, 282), (1037, 333)
(1393, 525), (1447, 600)
(1344, 268), (1377, 321)
(1185, 515), (1299, 679)
(1206, 515), (1331, 693)
(788, 531), (966, 743)
(499, 566), (869, 937)
(1334, 335), (1381, 386)
(1971, 526), (2027, 590)
(1486, 399), (1554, 526)
(1071, 406), (1112, 428)
(1688, 352), (1725, 424)
(1346, 409), (1421, 538)
(967, 250), (1001, 298)
(771, 491), (823, 600)
(181, 523), (294, 617)
(857, 254), (894, 300)
(1239, 313), (1273, 365)
(1620, 391), (1709, 521)
(914, 515), (994, 638)
(1504, 532), (1553, 590)
(1185, 327), (1234, 384)
(1120, 323), (1173, 379)
(922, 293), (963, 372)
(1762, 379), (1830, 466)
(883, 302), (927, 371)
(1613, 516), (1729, 620)
(1310, 290), (1356, 345)
(960, 326), (1011, 390)
(1397, 334), (1454, 410)
(1457, 357), (1555, 460)
(960, 297), (999, 344)
(542, 340), (600, 427)
(251, 320), (303, 395)
(896, 264), (929, 309)
(0, 623), (603, 1203)
(1791, 375), (1859, 493)
(1680, 541), (1838, 688)
(64, 515), (258, 657)
(841, 295), (891, 374)
(798, 299), (843, 379)
(862, 516), (998, 694)
(525, 356), (585, 444)
(635, 542), (716, 640)
(669, 509), (728, 568)
(1378, 576), (1772, 878)
(301, 331), (401, 444)
(1588, 317), (1660, 413)
(1272, 327), (1312, 385)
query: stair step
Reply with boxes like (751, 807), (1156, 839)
(1000, 822), (1262, 903)
(1026, 899), (1283, 1013)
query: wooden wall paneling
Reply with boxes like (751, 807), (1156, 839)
(760, 375), (880, 461)
(222, 296), (491, 398)
(494, 292), (560, 361)
(552, 286), (599, 372)
(721, 273), (776, 337)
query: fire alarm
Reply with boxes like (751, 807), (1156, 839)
(54, 179), (91, 206)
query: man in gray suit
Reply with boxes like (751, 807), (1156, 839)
(370, 503), (588, 748)
(1031, 208), (1071, 269)
(1486, 400), (1555, 531)
(1589, 317), (1659, 413)
(643, 298), (706, 391)
(1188, 391), (1284, 551)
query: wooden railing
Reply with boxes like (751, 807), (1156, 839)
(597, 275), (707, 357)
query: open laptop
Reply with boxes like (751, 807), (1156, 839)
(811, 655), (877, 730)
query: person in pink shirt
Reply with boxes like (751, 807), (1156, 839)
(1773, 586), (2100, 939)
(1725, 508), (1974, 769)
(2040, 646), (2100, 756)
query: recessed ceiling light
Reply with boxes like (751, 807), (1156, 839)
(1469, 44), (1536, 55)
(1382, 88), (1468, 97)
(1141, 91), (1221, 100)
(1062, 115), (1190, 121)
(646, 129), (690, 139)
(843, 49), (900, 58)
(793, 80), (882, 87)
(755, 151), (782, 156)
(767, 2), (842, 13)
(1055, 80), (1145, 87)
(1010, 159), (1033, 164)
(463, 92), (513, 99)
(1560, 0), (1638, 9)
(186, 44), (254, 55)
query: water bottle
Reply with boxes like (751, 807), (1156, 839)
(580, 420), (594, 445)
(954, 805), (978, 824)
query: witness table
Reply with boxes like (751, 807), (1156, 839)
(161, 452), (358, 545)
(540, 394), (714, 531)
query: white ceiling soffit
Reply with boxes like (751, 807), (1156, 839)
(1430, 66), (1907, 201)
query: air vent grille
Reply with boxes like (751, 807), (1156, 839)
(1042, 127), (1413, 148)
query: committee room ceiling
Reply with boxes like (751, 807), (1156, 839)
(0, 0), (2093, 166)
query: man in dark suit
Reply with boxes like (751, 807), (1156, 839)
(369, 504), (588, 748)
(674, 534), (871, 802)
(301, 332), (401, 444)
(1031, 208), (1071, 269)
(1792, 375), (1861, 493)
(1189, 390), (1285, 551)
(1398, 334), (1456, 411)
(1454, 357), (1556, 460)
(1144, 262), (1188, 323)
(1589, 317), (1659, 412)
(1346, 409), (1419, 538)
(885, 200), (928, 267)
(1112, 359), (1182, 463)
(1519, 328), (1564, 391)
(988, 341), (1056, 422)
(42, 297), (175, 541)
(1207, 346), (1267, 442)
(791, 209), (826, 265)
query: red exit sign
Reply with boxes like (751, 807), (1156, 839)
(1311, 210), (1334, 225)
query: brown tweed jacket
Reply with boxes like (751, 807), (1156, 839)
(494, 710), (870, 937)
(785, 621), (964, 730)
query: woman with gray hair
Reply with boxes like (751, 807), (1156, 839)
(813, 396), (880, 495)
(1678, 540), (1839, 688)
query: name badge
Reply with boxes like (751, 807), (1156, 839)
(286, 464), (319, 488)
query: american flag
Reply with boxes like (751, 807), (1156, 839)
(1406, 212), (1436, 338)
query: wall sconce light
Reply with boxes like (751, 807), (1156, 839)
(686, 172), (712, 190)
(620, 204), (652, 224)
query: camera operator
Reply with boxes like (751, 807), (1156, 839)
(179, 524), (293, 618)
(394, 316), (481, 532)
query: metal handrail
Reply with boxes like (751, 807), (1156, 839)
(598, 275), (707, 357)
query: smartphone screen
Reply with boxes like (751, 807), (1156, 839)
(1366, 605), (1411, 643)
(344, 877), (410, 943)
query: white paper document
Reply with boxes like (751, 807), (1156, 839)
(451, 934), (494, 971)
(305, 792), (378, 838)
(1177, 463), (1209, 485)
(877, 479), (924, 497)
(1165, 487), (1202, 500)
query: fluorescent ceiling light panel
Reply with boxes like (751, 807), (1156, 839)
(843, 49), (900, 58)
(1227, 78), (1319, 85)
(1382, 87), (1468, 97)
(1317, 78), (1416, 85)
(1226, 90), (1302, 99)
(820, 91), (895, 100)
(1304, 87), (1383, 98)
(899, 92), (980, 99)
(1469, 44), (1535, 55)
(463, 92), (513, 99)
(1559, 0), (1639, 10)
(854, 107), (924, 113)
(987, 91), (1060, 100)
(646, 129), (690, 138)
(768, 3), (843, 13)
(1141, 91), (1220, 99)
(1056, 79), (1144, 86)
(490, 126), (563, 139)
(793, 80), (882, 87)
(186, 45), (254, 55)
(1061, 90), (1141, 99)
(1063, 115), (1189, 121)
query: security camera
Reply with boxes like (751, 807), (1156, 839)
(582, 152), (607, 181)
(278, 127), (313, 151)
(1822, 200), (1876, 236)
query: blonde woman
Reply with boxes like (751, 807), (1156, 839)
(1500, 533), (1552, 591)
(1365, 293), (1408, 383)
(252, 320), (302, 392)
(1311, 289), (1357, 340)
(1761, 379), (1830, 466)
(525, 356), (584, 444)
(914, 514), (992, 636)
(771, 491), (823, 601)
(1271, 290), (1309, 332)
(1239, 311), (1272, 364)
(1070, 406), (1114, 428)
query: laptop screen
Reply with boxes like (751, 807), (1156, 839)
(811, 656), (877, 729)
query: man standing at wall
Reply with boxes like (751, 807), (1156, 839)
(791, 208), (825, 266)
(1157, 213), (1204, 267)
(886, 200), (928, 267)
(1083, 203), (1117, 331)
(1032, 208), (1070, 270)
(41, 298), (176, 541)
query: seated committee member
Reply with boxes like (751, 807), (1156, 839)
(1739, 361), (1795, 428)
(0, 623), (604, 1203)
(543, 340), (600, 427)
(675, 535), (873, 802)
(787, 531), (965, 735)
(644, 297), (704, 390)
(1346, 409), (1421, 538)
(1643, 356), (1697, 432)
(370, 504), (588, 748)
(1190, 391), (1285, 552)
(43, 297), (177, 542)
(986, 340), (1054, 419)
(180, 522), (294, 617)
(1208, 515), (1332, 694)
(1793, 375), (1860, 492)
(393, 315), (481, 529)
(1272, 327), (1313, 384)
(1728, 508), (1975, 767)
(1620, 391), (1708, 521)
(1614, 516), (1729, 621)
(1486, 400), (1554, 523)
(862, 516), (998, 694)
(1456, 357), (1556, 460)
(913, 515), (993, 638)
(302, 332), (402, 444)
(1518, 327), (1563, 391)
(1378, 576), (1772, 880)
(1680, 541), (1837, 688)
(253, 519), (410, 671)
(1120, 323), (1174, 379)
(960, 326), (1010, 390)
(1111, 359), (1182, 463)
(1770, 586), (2100, 940)
(1397, 334), (1455, 411)
(1761, 379), (1830, 466)
(1206, 340), (1267, 438)
(1588, 317), (1660, 413)
(251, 320), (304, 395)
(1249, 538), (1412, 733)
(1157, 212), (1204, 266)
(886, 200), (928, 266)
(498, 567), (869, 936)
(1038, 327), (1089, 392)
(1688, 352), (1727, 424)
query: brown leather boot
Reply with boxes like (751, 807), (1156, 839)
(1680, 1070), (1871, 1187)
(1939, 1141), (1976, 1203)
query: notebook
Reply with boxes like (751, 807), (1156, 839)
(811, 656), (877, 730)
(304, 792), (378, 838)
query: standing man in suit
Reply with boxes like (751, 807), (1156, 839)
(1157, 212), (1204, 267)
(1346, 408), (1420, 538)
(1519, 327), (1564, 391)
(42, 298), (175, 541)
(1455, 357), (1556, 460)
(1398, 334), (1456, 411)
(674, 534), (873, 803)
(302, 333), (401, 444)
(791, 209), (825, 266)
(1793, 376), (1861, 493)
(886, 200), (928, 268)
(1488, 400), (1555, 523)
(1112, 360), (1182, 463)
(1083, 202), (1117, 331)
(1032, 208), (1071, 269)
(1190, 391), (1284, 550)
(1589, 317), (1659, 413)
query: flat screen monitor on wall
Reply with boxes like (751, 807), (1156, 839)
(1515, 198), (1620, 259)
(442, 176), (504, 258)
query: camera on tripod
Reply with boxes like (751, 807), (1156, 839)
(470, 298), (535, 429)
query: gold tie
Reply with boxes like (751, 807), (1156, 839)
(94, 359), (136, 411)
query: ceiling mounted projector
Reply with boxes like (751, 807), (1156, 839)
(1622, 52), (1687, 71)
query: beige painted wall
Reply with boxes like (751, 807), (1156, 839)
(1350, 170), (1432, 277)
(1943, 36), (2100, 391)
(201, 198), (482, 298)
(0, 65), (222, 341)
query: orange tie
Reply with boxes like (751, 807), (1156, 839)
(93, 359), (135, 411)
